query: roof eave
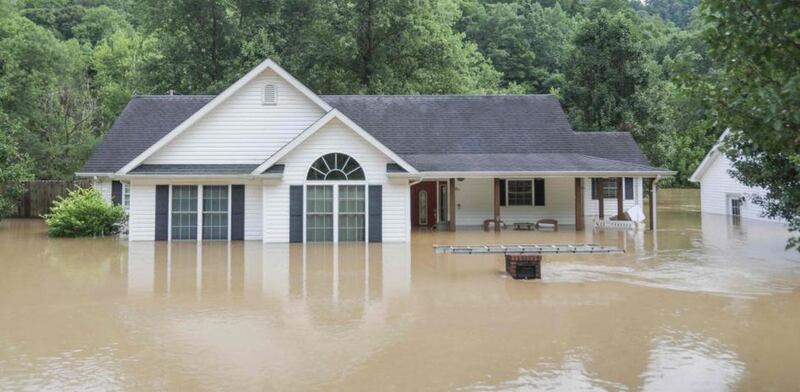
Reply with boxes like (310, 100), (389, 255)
(389, 170), (676, 179)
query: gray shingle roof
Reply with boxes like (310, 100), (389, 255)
(401, 153), (661, 173)
(321, 95), (664, 172)
(79, 95), (214, 173)
(81, 93), (669, 175)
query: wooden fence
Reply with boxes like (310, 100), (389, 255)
(13, 180), (92, 218)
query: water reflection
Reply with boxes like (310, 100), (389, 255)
(641, 330), (744, 391)
(128, 241), (410, 303)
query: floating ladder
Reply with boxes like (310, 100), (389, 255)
(433, 243), (624, 255)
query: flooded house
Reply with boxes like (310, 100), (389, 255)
(690, 130), (783, 222)
(77, 59), (673, 243)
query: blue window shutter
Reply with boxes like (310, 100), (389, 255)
(231, 185), (245, 240)
(111, 181), (122, 205)
(369, 185), (382, 243)
(534, 178), (545, 206)
(591, 179), (598, 200)
(289, 186), (303, 243)
(155, 185), (169, 240)
(624, 178), (634, 200)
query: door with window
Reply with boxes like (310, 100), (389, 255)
(410, 181), (438, 228)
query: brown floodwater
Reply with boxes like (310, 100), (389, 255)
(1, 189), (799, 391)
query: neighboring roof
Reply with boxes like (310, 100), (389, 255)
(81, 92), (670, 175)
(400, 153), (665, 174)
(79, 96), (213, 174)
(128, 164), (259, 175)
(690, 129), (730, 183)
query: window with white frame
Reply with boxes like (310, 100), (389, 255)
(338, 185), (366, 242)
(202, 185), (228, 240)
(122, 182), (130, 212)
(171, 185), (198, 240)
(307, 153), (365, 181)
(507, 180), (533, 206)
(306, 185), (334, 242)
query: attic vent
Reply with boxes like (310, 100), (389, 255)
(262, 84), (277, 105)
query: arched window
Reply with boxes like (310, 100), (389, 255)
(307, 153), (365, 181)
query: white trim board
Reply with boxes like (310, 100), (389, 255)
(117, 59), (333, 175)
(251, 109), (418, 175)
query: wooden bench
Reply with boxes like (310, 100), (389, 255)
(483, 219), (506, 231)
(535, 219), (558, 231)
(512, 222), (536, 231)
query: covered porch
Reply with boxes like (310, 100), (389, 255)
(408, 176), (661, 233)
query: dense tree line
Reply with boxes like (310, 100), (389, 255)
(0, 0), (797, 248)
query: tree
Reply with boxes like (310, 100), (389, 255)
(700, 0), (800, 250)
(459, 2), (579, 93)
(562, 10), (650, 131)
(0, 11), (99, 178)
(0, 129), (34, 219)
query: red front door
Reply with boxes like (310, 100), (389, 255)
(411, 182), (438, 228)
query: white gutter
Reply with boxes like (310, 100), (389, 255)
(388, 170), (676, 179)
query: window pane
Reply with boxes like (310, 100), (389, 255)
(507, 180), (532, 206)
(171, 185), (198, 240)
(307, 185), (333, 242)
(203, 185), (228, 240)
(306, 153), (364, 181)
(339, 185), (365, 242)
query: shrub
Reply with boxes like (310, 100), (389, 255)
(44, 187), (125, 237)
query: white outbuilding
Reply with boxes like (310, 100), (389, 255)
(690, 130), (781, 222)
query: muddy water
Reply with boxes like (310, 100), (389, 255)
(1, 189), (799, 391)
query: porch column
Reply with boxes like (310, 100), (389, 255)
(596, 178), (605, 220)
(616, 177), (624, 219)
(448, 178), (456, 231)
(649, 178), (657, 231)
(574, 178), (584, 231)
(493, 178), (501, 232)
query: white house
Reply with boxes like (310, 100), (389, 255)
(78, 59), (673, 243)
(690, 130), (780, 222)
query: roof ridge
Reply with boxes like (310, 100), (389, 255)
(132, 95), (217, 99)
(320, 94), (556, 98)
(573, 131), (631, 134)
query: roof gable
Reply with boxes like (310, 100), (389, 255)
(116, 59), (332, 174)
(252, 110), (417, 175)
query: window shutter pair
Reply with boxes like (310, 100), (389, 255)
(154, 185), (245, 241)
(591, 178), (634, 200)
(288, 185), (382, 243)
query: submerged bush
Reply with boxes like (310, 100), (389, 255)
(44, 187), (125, 237)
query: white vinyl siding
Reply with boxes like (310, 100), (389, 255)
(128, 183), (155, 240)
(262, 118), (409, 243)
(696, 152), (779, 222)
(145, 69), (326, 165)
(244, 184), (263, 240)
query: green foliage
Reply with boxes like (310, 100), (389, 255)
(563, 10), (650, 131)
(699, 0), (800, 250)
(0, 129), (35, 219)
(43, 187), (125, 237)
(0, 9), (99, 179)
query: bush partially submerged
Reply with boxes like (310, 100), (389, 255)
(44, 187), (125, 237)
